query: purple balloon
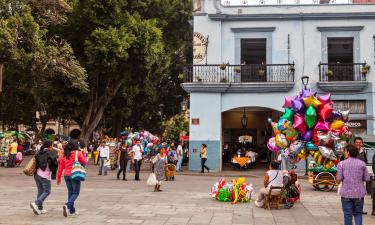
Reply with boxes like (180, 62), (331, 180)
(300, 89), (317, 98)
(302, 130), (312, 141)
(267, 137), (281, 152)
(292, 98), (305, 114)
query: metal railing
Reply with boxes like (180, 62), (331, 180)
(183, 64), (295, 83)
(318, 63), (368, 82)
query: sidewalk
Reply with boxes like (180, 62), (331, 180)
(0, 159), (374, 225)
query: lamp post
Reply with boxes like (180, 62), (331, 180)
(301, 76), (310, 175)
(241, 108), (248, 129)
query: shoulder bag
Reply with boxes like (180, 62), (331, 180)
(71, 151), (87, 181)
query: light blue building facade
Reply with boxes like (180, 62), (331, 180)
(183, 0), (375, 171)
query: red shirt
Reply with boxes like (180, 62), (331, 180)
(57, 151), (87, 182)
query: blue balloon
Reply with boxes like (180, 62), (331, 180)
(306, 142), (318, 150)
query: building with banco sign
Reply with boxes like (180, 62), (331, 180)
(183, 0), (375, 171)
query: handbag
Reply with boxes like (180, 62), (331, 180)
(23, 156), (36, 176)
(71, 151), (87, 181)
(147, 172), (157, 186)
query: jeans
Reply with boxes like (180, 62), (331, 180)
(98, 157), (107, 175)
(201, 158), (209, 172)
(134, 159), (142, 180)
(64, 176), (81, 214)
(341, 197), (364, 225)
(117, 158), (128, 179)
(176, 156), (183, 171)
(34, 174), (51, 210)
(8, 154), (16, 167)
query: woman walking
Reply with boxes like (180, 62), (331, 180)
(117, 142), (128, 181)
(57, 140), (87, 217)
(152, 148), (168, 192)
(200, 144), (210, 173)
(30, 141), (58, 215)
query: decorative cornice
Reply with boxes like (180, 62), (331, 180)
(181, 82), (295, 93)
(230, 27), (276, 33)
(317, 81), (368, 92)
(317, 26), (364, 32)
(193, 12), (208, 16)
(208, 12), (375, 21)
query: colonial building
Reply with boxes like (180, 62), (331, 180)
(183, 0), (375, 171)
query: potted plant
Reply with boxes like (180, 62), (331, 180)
(220, 62), (229, 70)
(195, 76), (202, 82)
(325, 69), (333, 77)
(289, 65), (295, 73)
(258, 68), (265, 76)
(234, 67), (241, 74)
(361, 64), (370, 75)
(221, 77), (228, 83)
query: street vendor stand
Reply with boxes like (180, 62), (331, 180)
(0, 137), (9, 167)
(308, 167), (338, 192)
(106, 139), (118, 170)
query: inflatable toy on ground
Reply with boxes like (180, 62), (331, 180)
(210, 177), (254, 204)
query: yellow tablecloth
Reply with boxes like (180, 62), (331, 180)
(233, 156), (250, 167)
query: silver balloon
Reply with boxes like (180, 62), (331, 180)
(335, 141), (347, 156)
(339, 110), (350, 121)
(318, 146), (337, 161)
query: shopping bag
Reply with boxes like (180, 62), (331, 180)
(23, 156), (36, 176)
(71, 151), (86, 181)
(147, 173), (157, 186)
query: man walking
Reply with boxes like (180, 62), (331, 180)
(130, 140), (143, 181)
(7, 139), (18, 168)
(337, 144), (370, 225)
(354, 137), (368, 215)
(97, 141), (110, 176)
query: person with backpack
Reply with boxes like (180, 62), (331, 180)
(30, 141), (58, 215)
(57, 139), (87, 217)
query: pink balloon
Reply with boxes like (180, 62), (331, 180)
(147, 143), (153, 148)
(282, 96), (294, 108)
(318, 102), (333, 121)
(315, 121), (330, 131)
(267, 137), (281, 152)
(318, 93), (331, 105)
(293, 114), (307, 134)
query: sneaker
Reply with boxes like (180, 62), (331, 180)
(63, 205), (68, 217)
(30, 202), (41, 215)
(68, 212), (79, 217)
(40, 209), (47, 214)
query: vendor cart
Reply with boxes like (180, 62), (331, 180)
(0, 138), (10, 167)
(107, 141), (119, 170)
(308, 171), (338, 192)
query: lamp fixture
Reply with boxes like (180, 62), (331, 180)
(301, 76), (309, 90)
(241, 107), (248, 128)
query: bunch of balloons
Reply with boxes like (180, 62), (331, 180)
(119, 129), (159, 154)
(210, 177), (254, 204)
(267, 89), (352, 170)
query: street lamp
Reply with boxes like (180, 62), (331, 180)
(301, 76), (309, 89)
(241, 108), (248, 129)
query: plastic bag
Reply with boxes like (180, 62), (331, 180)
(147, 173), (157, 186)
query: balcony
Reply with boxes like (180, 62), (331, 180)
(317, 63), (369, 92)
(181, 64), (295, 93)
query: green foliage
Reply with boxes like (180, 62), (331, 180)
(161, 113), (189, 141)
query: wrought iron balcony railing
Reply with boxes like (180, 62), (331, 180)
(183, 64), (295, 83)
(318, 63), (369, 82)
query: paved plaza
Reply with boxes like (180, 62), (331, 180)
(0, 159), (374, 225)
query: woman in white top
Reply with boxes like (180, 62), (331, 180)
(254, 161), (283, 208)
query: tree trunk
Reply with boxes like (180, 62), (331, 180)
(80, 79), (125, 145)
(0, 63), (3, 93)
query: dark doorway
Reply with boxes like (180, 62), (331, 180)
(327, 37), (354, 81)
(240, 39), (267, 82)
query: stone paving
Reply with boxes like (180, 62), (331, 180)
(0, 159), (375, 225)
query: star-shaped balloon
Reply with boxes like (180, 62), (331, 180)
(303, 95), (321, 109)
(282, 96), (295, 108)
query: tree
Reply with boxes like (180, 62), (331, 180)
(0, 0), (88, 132)
(161, 113), (189, 141)
(65, 0), (191, 144)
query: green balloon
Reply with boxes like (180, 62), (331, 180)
(280, 108), (295, 122)
(305, 105), (317, 129)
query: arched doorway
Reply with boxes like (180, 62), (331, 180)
(69, 129), (81, 139)
(221, 106), (282, 170)
(44, 128), (56, 135)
